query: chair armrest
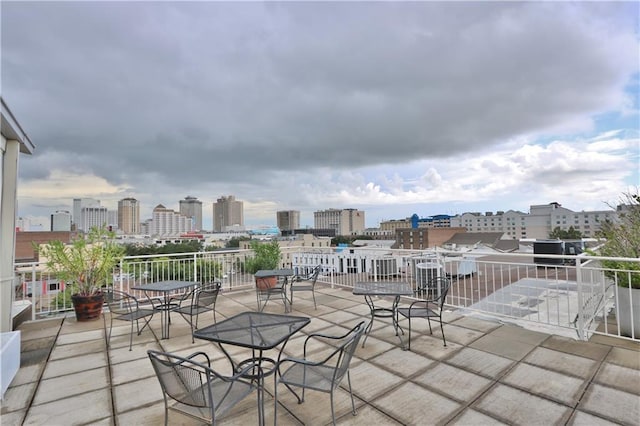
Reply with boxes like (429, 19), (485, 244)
(184, 351), (211, 367)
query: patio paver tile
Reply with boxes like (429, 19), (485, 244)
(48, 338), (106, 361)
(370, 348), (435, 378)
(405, 334), (463, 360)
(446, 347), (514, 379)
(450, 315), (502, 333)
(593, 362), (640, 395)
(568, 410), (622, 425)
(523, 346), (598, 379)
(111, 357), (156, 385)
(541, 334), (611, 361)
(112, 376), (163, 413)
(475, 384), (571, 425)
(500, 363), (585, 405)
(350, 361), (404, 400)
(33, 368), (109, 405)
(414, 363), (492, 402)
(580, 383), (640, 425)
(449, 408), (508, 425)
(23, 388), (111, 426)
(469, 333), (536, 361)
(373, 382), (461, 425)
(41, 352), (107, 379)
(605, 346), (640, 370)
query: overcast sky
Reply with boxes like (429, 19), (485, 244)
(2, 1), (638, 230)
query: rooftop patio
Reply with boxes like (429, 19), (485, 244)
(2, 284), (639, 425)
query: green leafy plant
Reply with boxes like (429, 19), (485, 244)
(37, 226), (125, 296)
(245, 240), (281, 274)
(594, 191), (640, 289)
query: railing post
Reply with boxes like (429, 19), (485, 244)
(193, 253), (198, 283)
(575, 257), (585, 340)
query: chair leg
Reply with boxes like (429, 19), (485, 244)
(312, 291), (317, 310)
(427, 316), (433, 335)
(330, 388), (336, 426)
(347, 370), (356, 416)
(439, 317), (447, 347)
(129, 321), (134, 351)
(407, 317), (412, 350)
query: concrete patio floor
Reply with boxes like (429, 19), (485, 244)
(2, 285), (639, 425)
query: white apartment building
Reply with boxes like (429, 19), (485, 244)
(151, 204), (193, 237)
(276, 210), (300, 232)
(80, 206), (108, 232)
(118, 197), (140, 235)
(450, 202), (616, 239)
(179, 196), (203, 231)
(50, 210), (71, 231)
(72, 198), (100, 229)
(314, 208), (365, 236)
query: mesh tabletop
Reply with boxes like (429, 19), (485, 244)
(193, 311), (310, 349)
(353, 282), (413, 296)
(132, 280), (196, 292)
(254, 269), (294, 278)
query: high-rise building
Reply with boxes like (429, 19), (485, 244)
(179, 196), (203, 231)
(118, 198), (140, 234)
(213, 195), (244, 232)
(80, 206), (108, 232)
(276, 210), (300, 232)
(50, 210), (72, 231)
(314, 208), (365, 236)
(73, 198), (100, 230)
(151, 204), (193, 236)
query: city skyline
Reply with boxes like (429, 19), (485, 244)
(3, 2), (638, 228)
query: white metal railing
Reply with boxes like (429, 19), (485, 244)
(13, 247), (639, 342)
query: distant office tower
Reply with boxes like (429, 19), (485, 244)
(314, 208), (365, 236)
(277, 210), (300, 232)
(73, 198), (100, 230)
(51, 210), (72, 231)
(151, 204), (193, 237)
(179, 196), (203, 231)
(213, 195), (244, 232)
(118, 198), (140, 234)
(80, 206), (108, 232)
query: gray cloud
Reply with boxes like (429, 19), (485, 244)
(2, 1), (638, 226)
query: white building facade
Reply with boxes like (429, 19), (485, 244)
(151, 204), (193, 236)
(72, 198), (100, 230)
(314, 208), (365, 236)
(50, 210), (72, 231)
(450, 202), (616, 239)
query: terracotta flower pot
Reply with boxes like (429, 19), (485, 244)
(256, 276), (278, 290)
(71, 293), (104, 322)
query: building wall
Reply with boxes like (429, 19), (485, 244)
(73, 198), (100, 230)
(80, 206), (108, 232)
(314, 208), (365, 236)
(276, 210), (300, 231)
(50, 211), (71, 231)
(179, 196), (203, 231)
(213, 195), (244, 232)
(450, 202), (616, 239)
(151, 204), (193, 236)
(395, 227), (465, 249)
(16, 231), (77, 262)
(118, 197), (140, 234)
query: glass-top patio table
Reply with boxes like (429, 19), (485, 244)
(194, 311), (310, 425)
(353, 281), (414, 349)
(131, 280), (197, 339)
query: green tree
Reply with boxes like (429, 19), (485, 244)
(595, 191), (640, 289)
(549, 226), (583, 239)
(226, 236), (251, 248)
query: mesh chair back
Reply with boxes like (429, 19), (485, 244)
(105, 289), (136, 317)
(196, 282), (221, 309)
(418, 277), (451, 306)
(148, 350), (212, 408)
(333, 321), (366, 385)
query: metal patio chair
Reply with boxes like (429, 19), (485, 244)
(397, 276), (451, 348)
(255, 275), (289, 312)
(104, 288), (155, 351)
(274, 321), (366, 425)
(290, 265), (321, 309)
(148, 349), (262, 426)
(174, 281), (222, 343)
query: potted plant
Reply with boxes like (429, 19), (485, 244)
(595, 191), (640, 338)
(245, 240), (281, 289)
(37, 226), (125, 321)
